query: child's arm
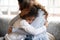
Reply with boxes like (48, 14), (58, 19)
(19, 20), (46, 36)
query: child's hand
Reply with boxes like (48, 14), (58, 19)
(44, 21), (48, 28)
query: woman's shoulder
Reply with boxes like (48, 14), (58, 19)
(12, 18), (21, 27)
(9, 14), (20, 26)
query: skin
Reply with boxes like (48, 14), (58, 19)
(8, 26), (12, 34)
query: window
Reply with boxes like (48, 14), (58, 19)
(47, 0), (60, 14)
(0, 0), (19, 15)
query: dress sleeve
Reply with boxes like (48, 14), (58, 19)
(19, 20), (46, 36)
(31, 9), (47, 35)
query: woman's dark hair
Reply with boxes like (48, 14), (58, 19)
(18, 0), (23, 3)
(20, 6), (38, 19)
(18, 0), (30, 10)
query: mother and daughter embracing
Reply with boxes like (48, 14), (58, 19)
(5, 0), (49, 40)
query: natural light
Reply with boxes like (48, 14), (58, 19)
(0, 0), (60, 22)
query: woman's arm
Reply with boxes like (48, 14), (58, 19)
(19, 20), (46, 36)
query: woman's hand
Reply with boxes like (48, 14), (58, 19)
(8, 26), (12, 34)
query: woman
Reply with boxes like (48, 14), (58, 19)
(6, 0), (49, 40)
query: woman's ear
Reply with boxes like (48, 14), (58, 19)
(20, 9), (30, 17)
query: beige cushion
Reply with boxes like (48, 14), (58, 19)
(47, 32), (55, 40)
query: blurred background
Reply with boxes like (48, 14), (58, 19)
(0, 0), (60, 40)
